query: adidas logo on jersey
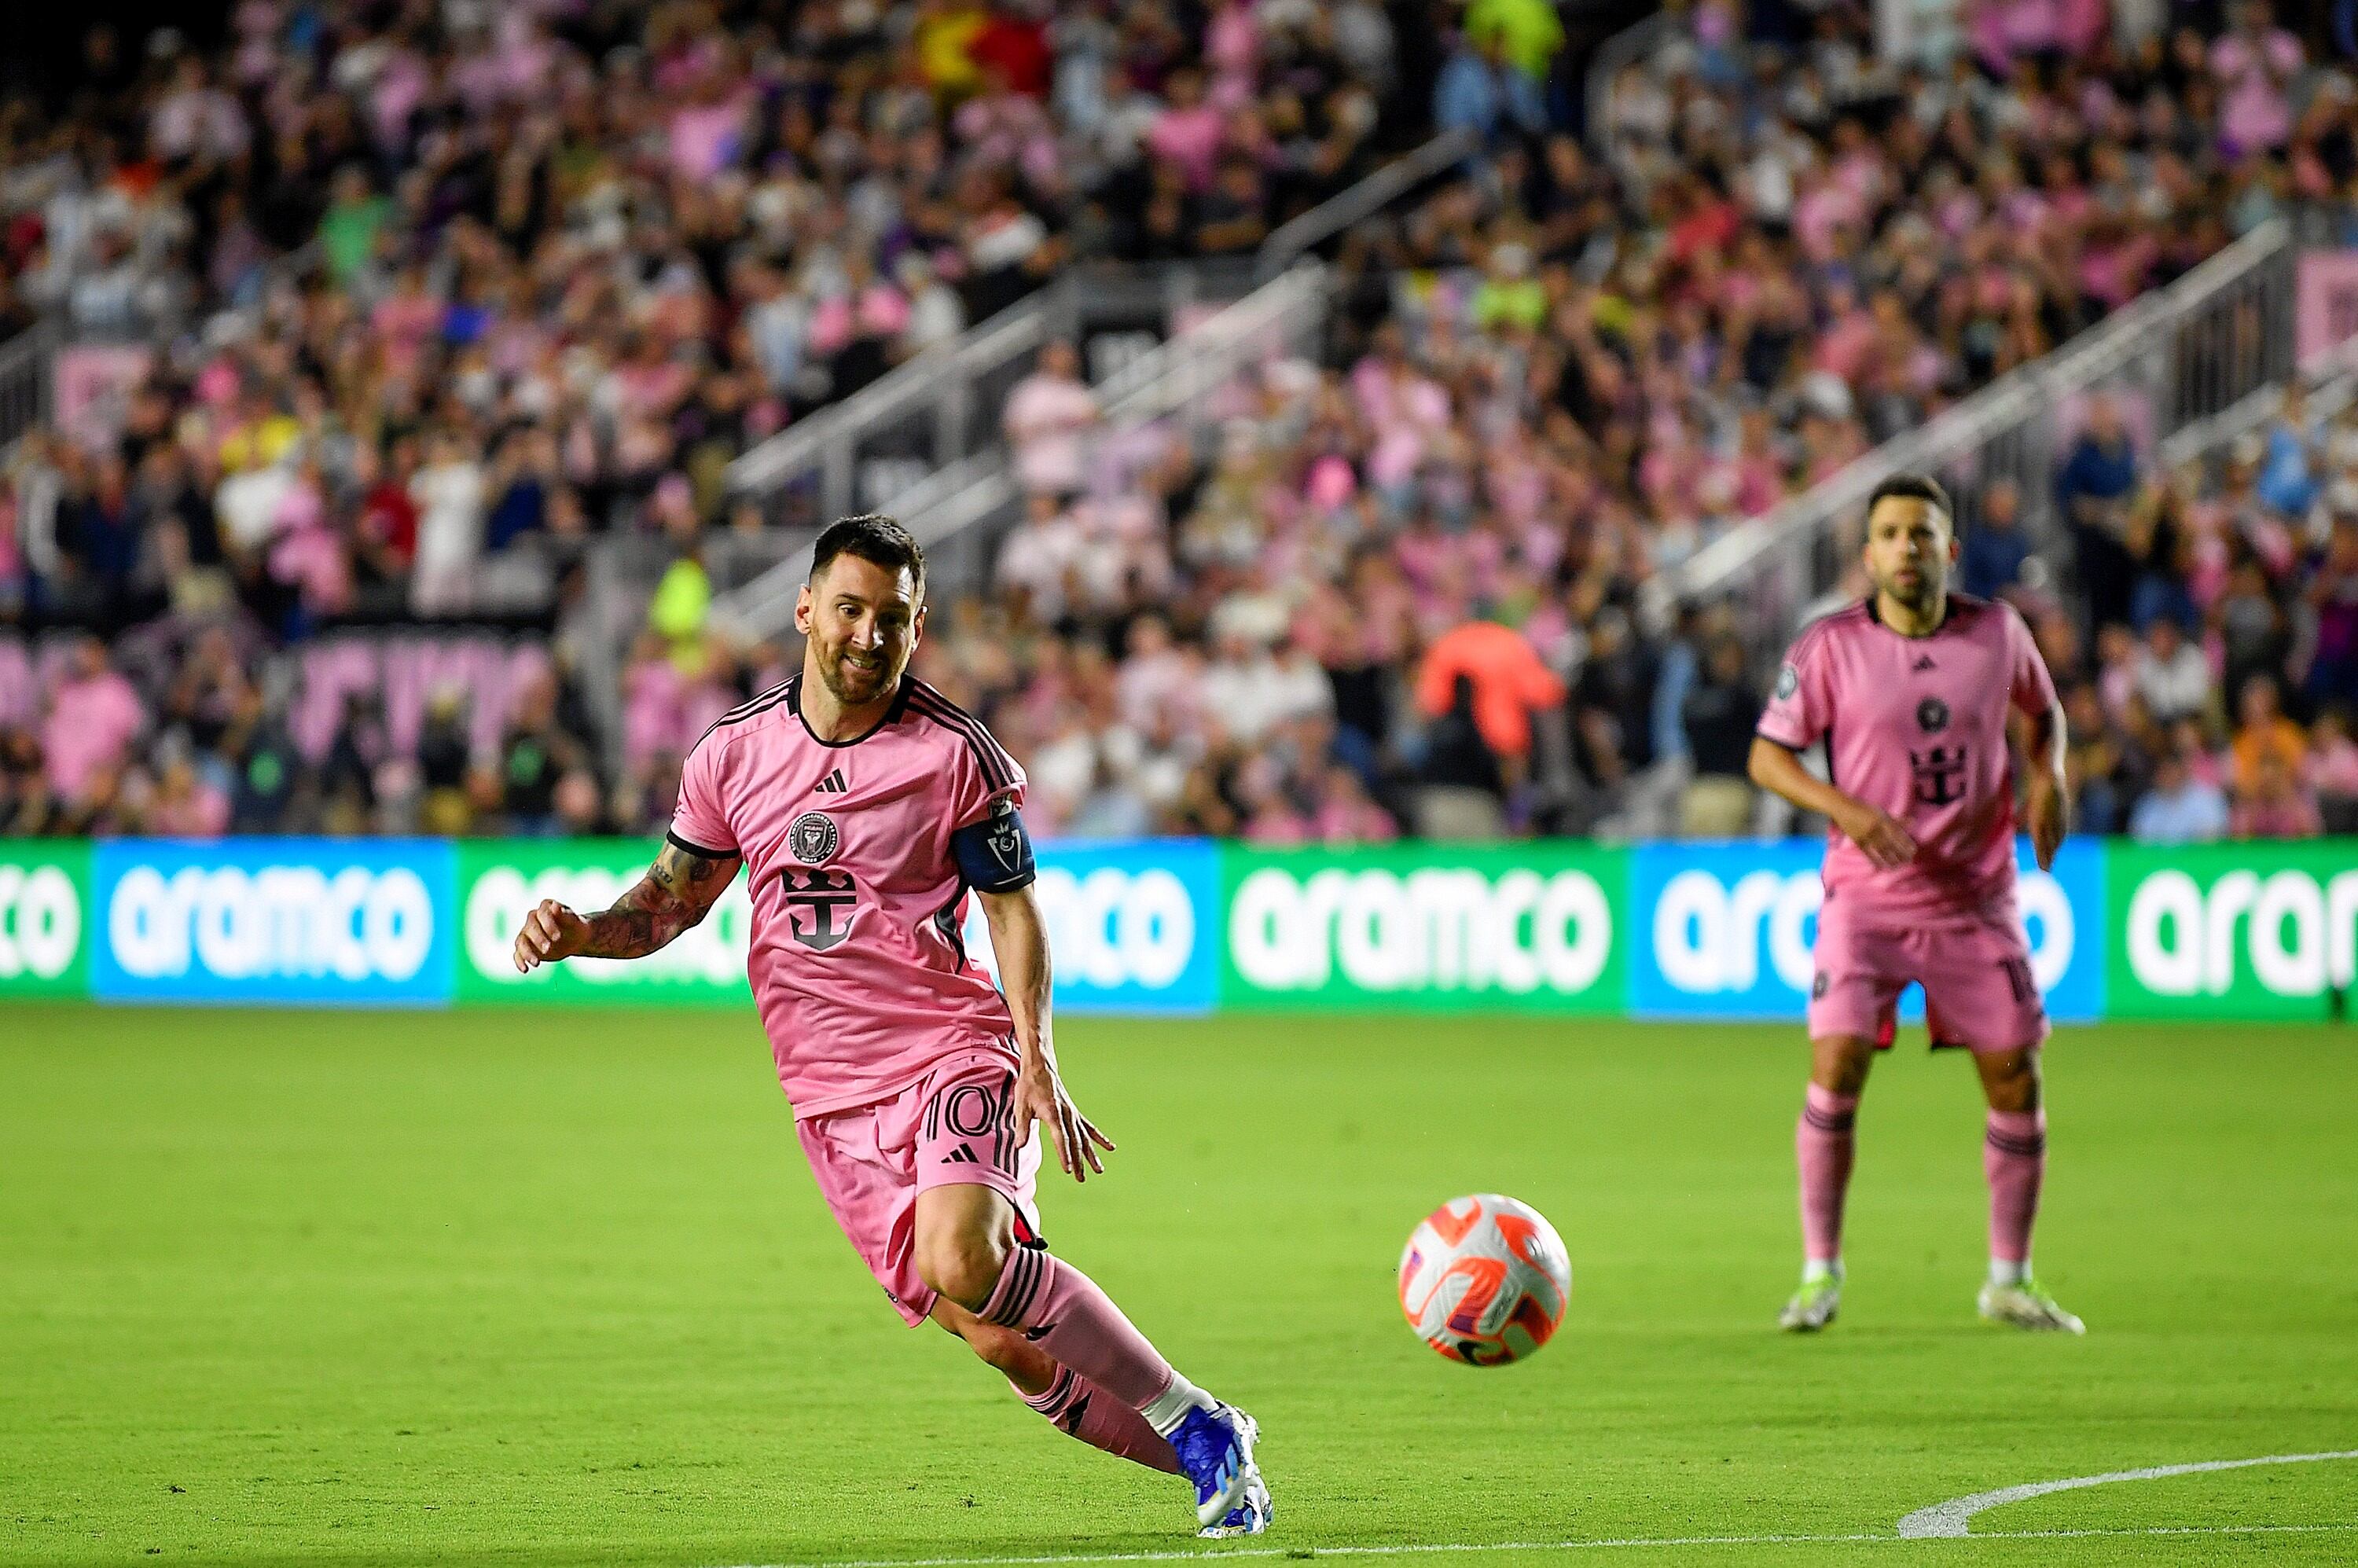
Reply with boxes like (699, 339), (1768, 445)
(1912, 655), (1937, 672)
(814, 767), (848, 794)
(939, 1144), (982, 1165)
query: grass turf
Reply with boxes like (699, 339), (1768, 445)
(2, 1004), (2354, 1567)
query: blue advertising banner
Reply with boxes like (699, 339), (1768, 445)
(964, 839), (1219, 1015)
(1628, 838), (2103, 1025)
(90, 840), (457, 1006)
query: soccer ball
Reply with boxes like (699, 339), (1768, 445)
(1398, 1194), (1572, 1366)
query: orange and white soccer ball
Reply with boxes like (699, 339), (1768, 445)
(1398, 1194), (1572, 1366)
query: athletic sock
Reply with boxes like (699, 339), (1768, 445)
(1017, 1366), (1183, 1474)
(977, 1247), (1215, 1437)
(1987, 1258), (2028, 1287)
(1984, 1107), (2046, 1276)
(1797, 1083), (1860, 1273)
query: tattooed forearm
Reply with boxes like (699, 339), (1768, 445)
(576, 843), (740, 959)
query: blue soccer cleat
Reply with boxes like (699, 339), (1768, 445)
(1169, 1403), (1268, 1534)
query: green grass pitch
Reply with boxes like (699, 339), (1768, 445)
(5, 1004), (2356, 1566)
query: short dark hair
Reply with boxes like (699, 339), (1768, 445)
(1864, 473), (1955, 531)
(810, 512), (925, 594)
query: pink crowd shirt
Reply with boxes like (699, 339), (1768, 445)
(669, 675), (1027, 1118)
(1757, 593), (2059, 923)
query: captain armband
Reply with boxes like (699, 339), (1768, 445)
(950, 797), (1036, 893)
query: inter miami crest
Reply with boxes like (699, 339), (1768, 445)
(1916, 696), (1949, 733)
(1776, 663), (1798, 700)
(788, 810), (839, 865)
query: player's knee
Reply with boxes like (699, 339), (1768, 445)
(915, 1229), (1008, 1309)
(1810, 1036), (1875, 1096)
(1978, 1048), (2040, 1113)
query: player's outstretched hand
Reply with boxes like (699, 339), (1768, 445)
(1012, 1055), (1117, 1183)
(513, 898), (590, 973)
(1833, 799), (1917, 869)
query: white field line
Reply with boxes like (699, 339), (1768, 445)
(1895, 1449), (2358, 1538)
(716, 1520), (2358, 1568)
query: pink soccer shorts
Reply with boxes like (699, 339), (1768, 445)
(797, 1052), (1045, 1326)
(1807, 890), (2050, 1053)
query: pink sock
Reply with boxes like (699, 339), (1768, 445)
(1018, 1365), (1182, 1474)
(1985, 1108), (2046, 1265)
(1798, 1084), (1860, 1265)
(979, 1247), (1182, 1416)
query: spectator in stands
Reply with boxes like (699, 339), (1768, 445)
(1004, 340), (1099, 498)
(2216, 558), (2294, 714)
(12, 0), (2358, 850)
(1572, 608), (1659, 794)
(415, 689), (475, 838)
(2229, 674), (2306, 797)
(2308, 514), (2358, 714)
(1678, 634), (1760, 837)
(2210, 1), (2305, 156)
(0, 726), (50, 835)
(1416, 617), (1566, 806)
(2308, 707), (2358, 832)
(2257, 384), (2323, 516)
(1414, 673), (1509, 839)
(497, 673), (589, 837)
(2129, 735), (2231, 842)
(2062, 681), (2128, 834)
(2058, 394), (2144, 630)
(145, 737), (230, 838)
(317, 692), (386, 839)
(1434, 31), (1544, 143)
(2231, 745), (2323, 838)
(222, 685), (300, 835)
(409, 431), (486, 619)
(2132, 613), (2212, 724)
(41, 636), (143, 820)
(1961, 479), (2032, 600)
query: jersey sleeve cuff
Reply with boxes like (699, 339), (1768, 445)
(1754, 722), (1809, 748)
(666, 828), (736, 860)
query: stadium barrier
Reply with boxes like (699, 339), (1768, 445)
(1, 838), (2352, 1022)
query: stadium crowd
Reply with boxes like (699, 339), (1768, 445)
(5, 0), (2358, 847)
(0, 0), (1412, 630)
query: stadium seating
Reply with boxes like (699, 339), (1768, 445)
(4, 1), (2356, 850)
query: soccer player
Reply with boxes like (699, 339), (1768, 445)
(1748, 475), (2084, 1335)
(510, 515), (1271, 1535)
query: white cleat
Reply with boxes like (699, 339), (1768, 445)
(1779, 1276), (1841, 1332)
(1978, 1278), (2085, 1334)
(1198, 1461), (1271, 1538)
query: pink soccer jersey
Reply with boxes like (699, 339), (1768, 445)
(668, 674), (1028, 1118)
(1756, 593), (2059, 924)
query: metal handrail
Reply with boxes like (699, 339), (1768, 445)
(1647, 218), (2295, 628)
(704, 262), (1331, 647)
(1585, 9), (1676, 152)
(0, 318), (62, 457)
(725, 130), (1484, 512)
(724, 294), (1052, 501)
(1254, 127), (1479, 284)
(2155, 326), (2358, 469)
(1095, 263), (1326, 420)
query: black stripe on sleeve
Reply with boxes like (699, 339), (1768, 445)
(906, 687), (1016, 791)
(666, 829), (736, 860)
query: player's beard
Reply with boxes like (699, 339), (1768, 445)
(814, 637), (902, 707)
(1877, 559), (1944, 616)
